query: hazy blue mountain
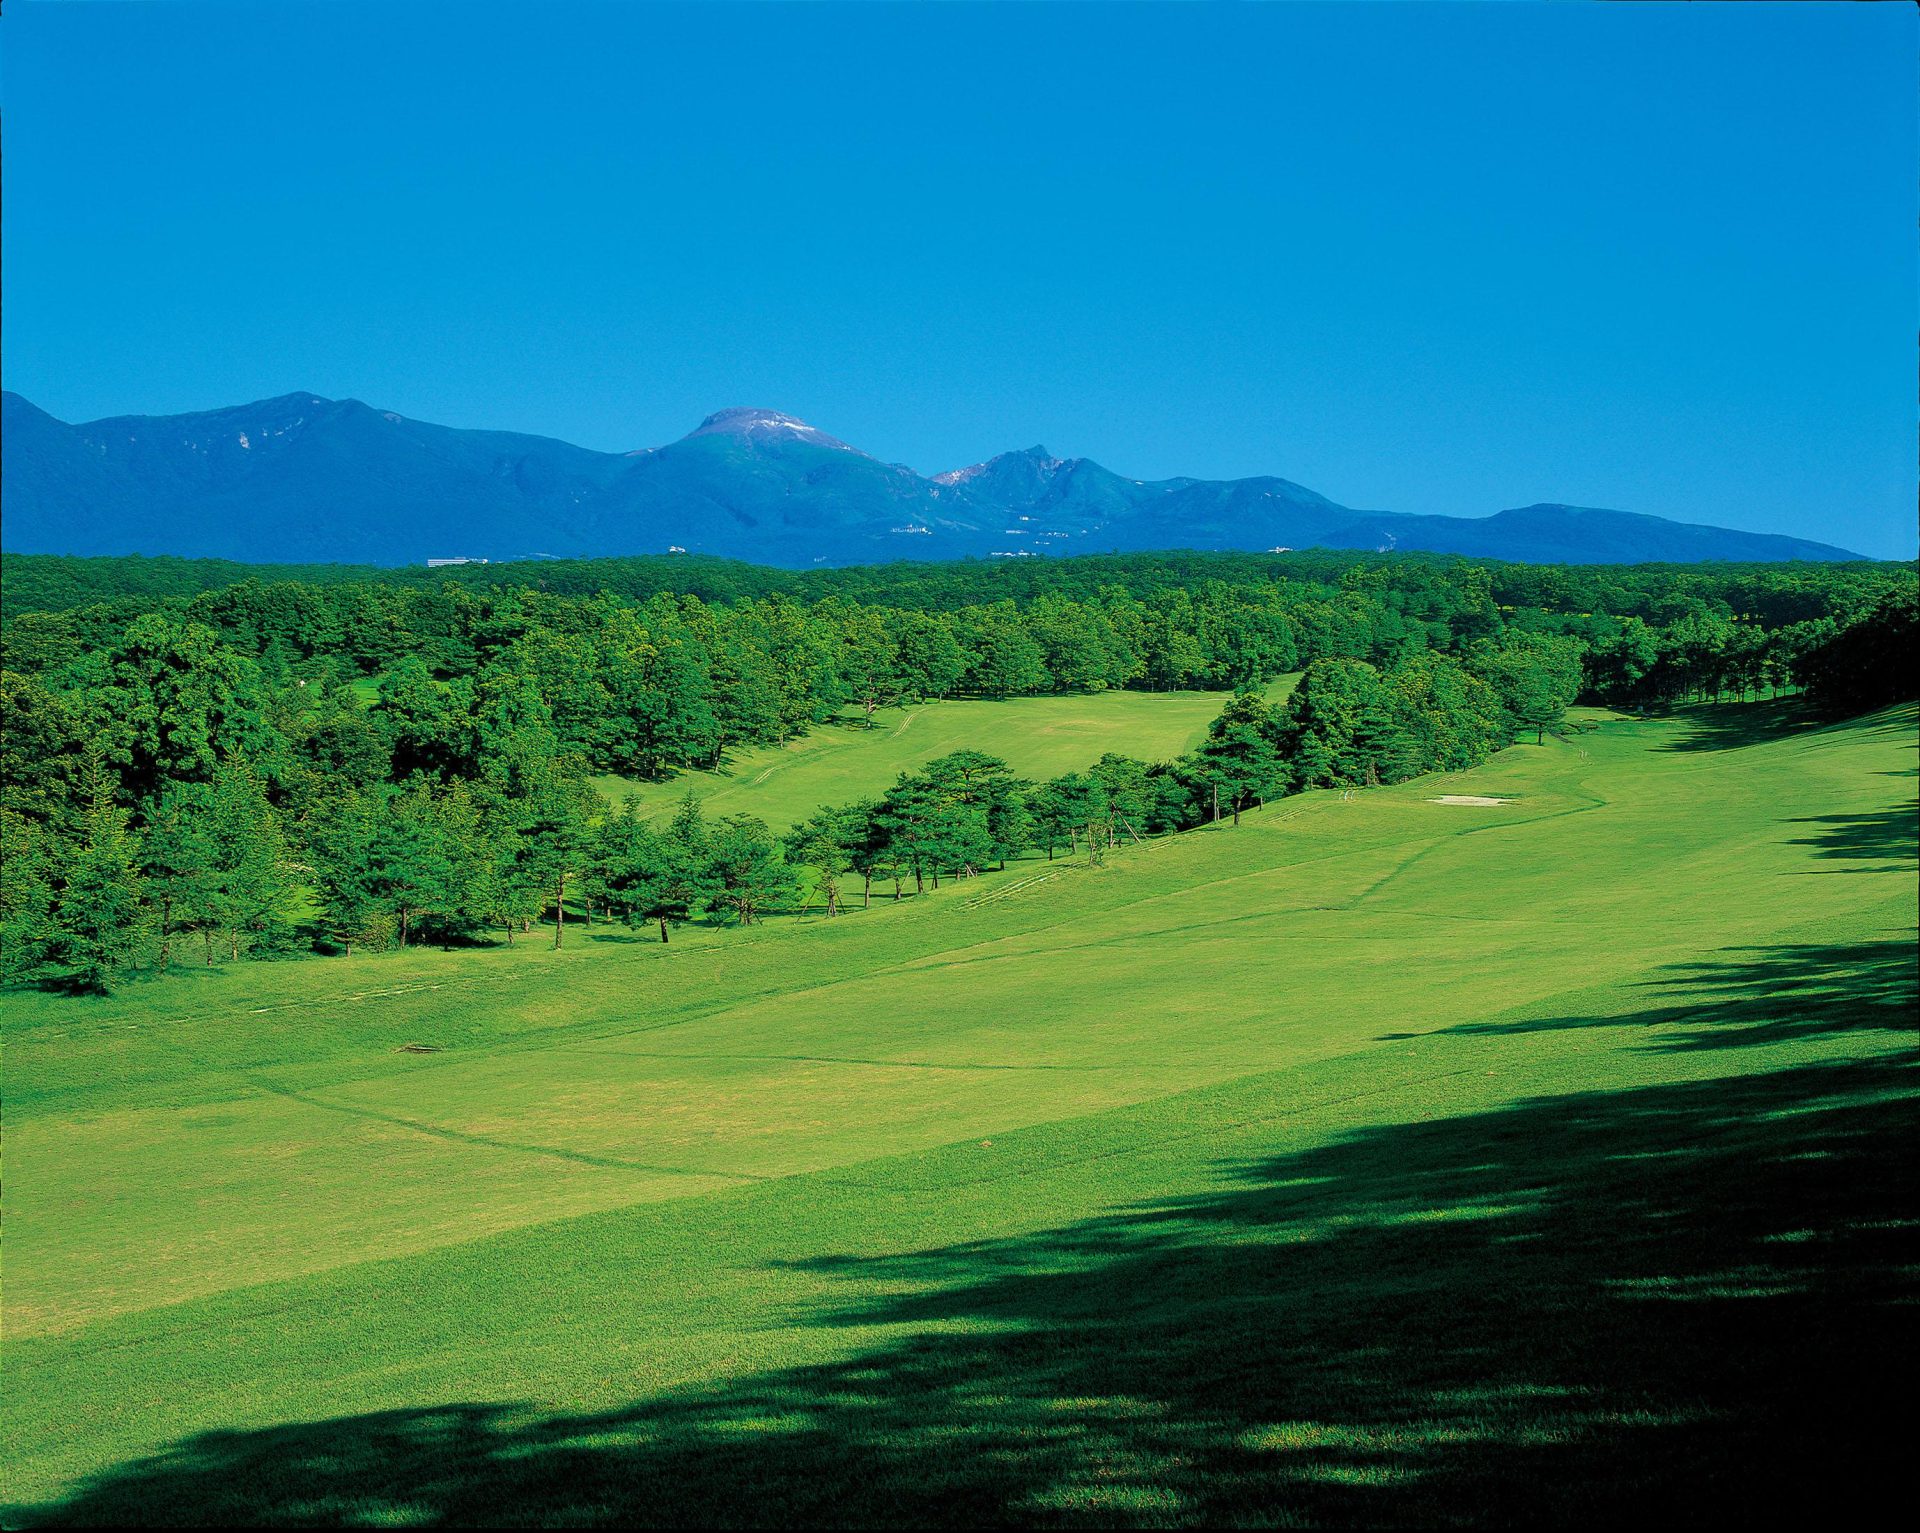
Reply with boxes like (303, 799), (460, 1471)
(1, 392), (1864, 566)
(0, 391), (629, 564)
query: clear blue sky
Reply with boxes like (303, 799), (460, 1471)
(3, 2), (1913, 556)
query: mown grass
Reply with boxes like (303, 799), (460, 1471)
(2, 700), (1914, 1526)
(591, 679), (1297, 829)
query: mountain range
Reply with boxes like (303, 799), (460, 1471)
(0, 391), (1863, 567)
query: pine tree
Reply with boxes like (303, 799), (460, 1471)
(39, 771), (145, 993)
(658, 791), (720, 936)
(0, 811), (58, 988)
(203, 757), (295, 962)
(708, 815), (796, 925)
(141, 784), (218, 968)
(784, 805), (862, 916)
(1195, 693), (1287, 824)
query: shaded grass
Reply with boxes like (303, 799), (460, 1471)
(8, 1033), (1914, 1527)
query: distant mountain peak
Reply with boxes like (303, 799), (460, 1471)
(684, 407), (858, 453)
(934, 445), (1063, 487)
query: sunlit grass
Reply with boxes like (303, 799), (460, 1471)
(590, 678), (1297, 830)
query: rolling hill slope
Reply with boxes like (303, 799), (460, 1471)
(3, 702), (1913, 1524)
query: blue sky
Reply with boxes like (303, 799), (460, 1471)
(3, 2), (1913, 556)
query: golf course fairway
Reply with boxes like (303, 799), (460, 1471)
(3, 700), (1913, 1526)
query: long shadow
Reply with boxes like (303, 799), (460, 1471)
(17, 1047), (1917, 1527)
(1785, 801), (1919, 868)
(1427, 938), (1918, 1052)
(1653, 698), (1810, 752)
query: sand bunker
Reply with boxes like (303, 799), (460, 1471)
(1430, 795), (1511, 806)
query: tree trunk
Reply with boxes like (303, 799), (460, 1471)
(399, 908), (410, 948)
(659, 916), (670, 943)
(553, 874), (566, 949)
(159, 897), (173, 969)
(504, 918), (514, 947)
(863, 870), (872, 908)
(1211, 784), (1221, 823)
(231, 931), (240, 962)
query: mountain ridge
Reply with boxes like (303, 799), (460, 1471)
(0, 390), (1866, 567)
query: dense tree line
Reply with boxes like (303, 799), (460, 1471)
(1, 551), (1909, 993)
(4, 548), (1909, 628)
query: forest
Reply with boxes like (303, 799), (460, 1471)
(1, 549), (1912, 993)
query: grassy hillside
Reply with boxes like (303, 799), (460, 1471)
(3, 702), (1914, 1525)
(593, 679), (1297, 829)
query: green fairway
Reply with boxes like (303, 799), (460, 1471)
(3, 702), (1914, 1525)
(592, 680), (1297, 829)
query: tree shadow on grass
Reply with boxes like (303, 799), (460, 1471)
(1784, 801), (1918, 869)
(1652, 698), (1809, 753)
(1424, 938), (1917, 1053)
(17, 1050), (1917, 1528)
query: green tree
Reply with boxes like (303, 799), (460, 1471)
(1025, 778), (1077, 861)
(922, 751), (1033, 868)
(784, 804), (863, 916)
(588, 795), (681, 942)
(1274, 658), (1385, 790)
(77, 614), (278, 812)
(1474, 633), (1584, 744)
(504, 764), (597, 949)
(0, 812), (59, 987)
(141, 783), (218, 968)
(959, 606), (1048, 697)
(1194, 692), (1288, 824)
(894, 613), (969, 700)
(308, 791), (390, 955)
(874, 774), (952, 893)
(1089, 754), (1154, 845)
(1049, 771), (1112, 860)
(382, 785), (469, 949)
(655, 791), (721, 938)
(0, 670), (89, 830)
(201, 757), (295, 962)
(838, 609), (903, 727)
(708, 815), (796, 925)
(32, 771), (145, 993)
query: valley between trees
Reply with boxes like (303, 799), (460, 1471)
(1, 550), (1911, 991)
